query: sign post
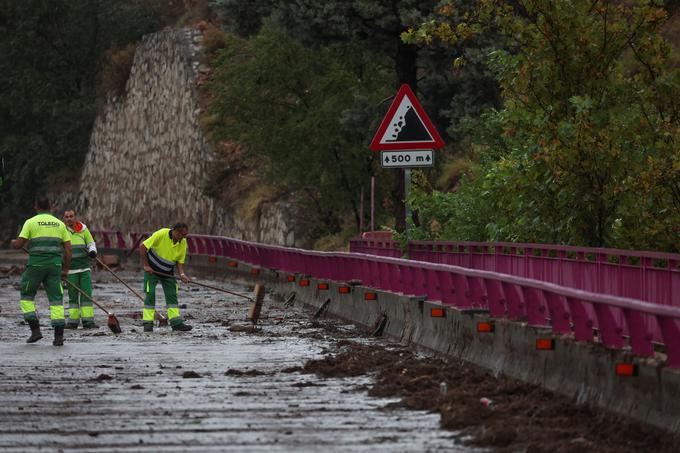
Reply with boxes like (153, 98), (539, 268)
(370, 84), (444, 232)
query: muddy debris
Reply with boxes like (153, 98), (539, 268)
(228, 324), (259, 333)
(291, 381), (321, 388)
(182, 371), (202, 379)
(225, 368), (267, 377)
(0, 265), (23, 276)
(91, 374), (113, 382)
(300, 340), (680, 453)
(130, 384), (145, 390)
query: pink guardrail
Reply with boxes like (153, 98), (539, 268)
(350, 238), (680, 309)
(93, 230), (680, 368)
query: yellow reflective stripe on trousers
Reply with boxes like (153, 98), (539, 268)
(20, 300), (36, 313)
(50, 305), (65, 320)
(69, 308), (81, 320)
(167, 307), (180, 320)
(143, 308), (155, 322)
(81, 306), (94, 318)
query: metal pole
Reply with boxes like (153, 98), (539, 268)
(404, 169), (411, 236)
(370, 176), (375, 231)
(359, 186), (364, 233)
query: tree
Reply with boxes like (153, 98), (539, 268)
(0, 0), (159, 237)
(403, 0), (680, 250)
(207, 28), (394, 237)
(211, 0), (494, 231)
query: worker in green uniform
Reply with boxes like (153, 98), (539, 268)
(10, 196), (72, 346)
(139, 223), (192, 332)
(63, 210), (98, 329)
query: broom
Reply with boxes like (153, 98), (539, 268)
(95, 257), (168, 327)
(151, 271), (265, 324)
(63, 279), (122, 334)
(21, 247), (122, 334)
(151, 270), (254, 302)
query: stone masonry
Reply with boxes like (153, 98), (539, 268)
(74, 27), (300, 246)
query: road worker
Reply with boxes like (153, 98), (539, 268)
(10, 196), (72, 346)
(63, 210), (98, 329)
(139, 223), (192, 332)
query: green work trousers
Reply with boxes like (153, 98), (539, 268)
(143, 271), (184, 327)
(67, 271), (94, 327)
(19, 265), (65, 327)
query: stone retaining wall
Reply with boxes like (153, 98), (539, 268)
(64, 28), (301, 247)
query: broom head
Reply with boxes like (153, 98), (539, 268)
(107, 313), (122, 334)
(156, 313), (168, 327)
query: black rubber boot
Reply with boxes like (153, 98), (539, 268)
(53, 326), (64, 346)
(26, 320), (43, 343)
(171, 323), (193, 332)
(143, 322), (154, 332)
(82, 322), (98, 329)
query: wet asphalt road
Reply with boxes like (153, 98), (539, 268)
(0, 265), (474, 452)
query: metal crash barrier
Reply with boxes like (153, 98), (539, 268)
(93, 230), (680, 368)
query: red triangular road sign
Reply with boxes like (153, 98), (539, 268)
(370, 84), (445, 151)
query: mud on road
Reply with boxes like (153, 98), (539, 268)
(0, 267), (469, 452)
(1, 263), (679, 452)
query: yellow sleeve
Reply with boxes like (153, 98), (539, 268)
(60, 223), (71, 243)
(83, 228), (95, 245)
(178, 240), (187, 264)
(142, 229), (162, 249)
(18, 220), (31, 239)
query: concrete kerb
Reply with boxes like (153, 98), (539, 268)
(138, 252), (680, 433)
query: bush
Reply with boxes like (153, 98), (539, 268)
(99, 43), (137, 97)
(202, 23), (229, 57)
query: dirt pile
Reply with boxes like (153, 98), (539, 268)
(301, 341), (680, 453)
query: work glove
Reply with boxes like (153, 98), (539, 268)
(89, 250), (97, 258)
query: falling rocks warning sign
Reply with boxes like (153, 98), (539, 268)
(370, 84), (444, 151)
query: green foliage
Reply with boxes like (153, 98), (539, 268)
(0, 0), (160, 236)
(207, 27), (394, 237)
(403, 0), (680, 251)
(210, 0), (275, 37)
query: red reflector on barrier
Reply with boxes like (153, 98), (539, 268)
(208, 256), (217, 264)
(616, 363), (637, 377)
(431, 308), (445, 317)
(286, 275), (295, 282)
(536, 339), (555, 350)
(339, 286), (351, 294)
(250, 268), (260, 276)
(299, 279), (310, 287)
(227, 261), (238, 268)
(364, 292), (377, 301)
(477, 322), (494, 333)
(317, 283), (329, 290)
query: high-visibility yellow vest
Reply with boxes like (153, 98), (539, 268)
(19, 212), (70, 266)
(143, 228), (187, 274)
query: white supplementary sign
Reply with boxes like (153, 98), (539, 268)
(380, 150), (434, 168)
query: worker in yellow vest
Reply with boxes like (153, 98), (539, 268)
(63, 210), (98, 329)
(139, 223), (192, 332)
(10, 196), (72, 346)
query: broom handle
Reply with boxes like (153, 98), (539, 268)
(96, 257), (168, 322)
(151, 270), (254, 302)
(96, 256), (145, 302)
(62, 277), (111, 316)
